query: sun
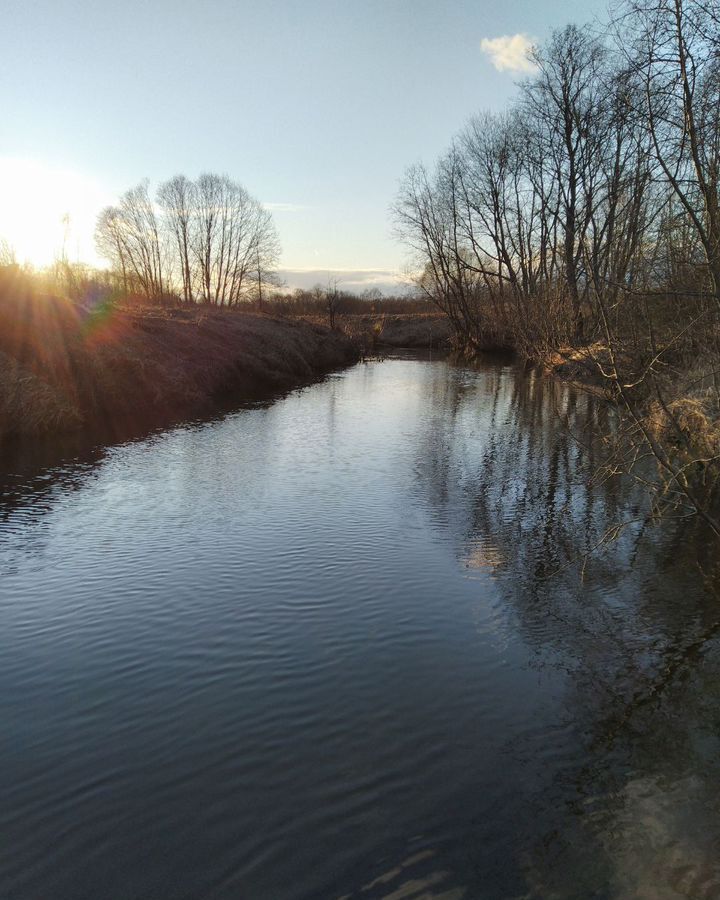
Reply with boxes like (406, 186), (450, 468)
(0, 158), (111, 269)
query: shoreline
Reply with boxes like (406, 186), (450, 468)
(0, 292), (359, 442)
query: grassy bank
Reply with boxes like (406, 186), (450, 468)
(340, 312), (452, 352)
(0, 283), (359, 440)
(347, 313), (452, 348)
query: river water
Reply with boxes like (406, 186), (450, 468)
(1, 353), (719, 899)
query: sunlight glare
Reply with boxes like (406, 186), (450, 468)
(0, 158), (110, 268)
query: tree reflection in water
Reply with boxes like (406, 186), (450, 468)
(410, 358), (720, 899)
(2, 356), (719, 899)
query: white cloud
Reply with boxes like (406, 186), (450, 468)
(278, 268), (411, 295)
(480, 34), (536, 73)
(263, 202), (307, 213)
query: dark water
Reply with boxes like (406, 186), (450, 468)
(1, 354), (720, 899)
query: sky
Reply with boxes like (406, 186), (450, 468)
(1, 0), (606, 292)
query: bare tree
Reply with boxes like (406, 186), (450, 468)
(96, 173), (280, 308)
(621, 0), (720, 306)
(522, 25), (609, 338)
(101, 181), (166, 303)
(251, 206), (281, 309)
(157, 175), (195, 305)
(95, 206), (130, 297)
(326, 277), (340, 329)
(394, 8), (720, 529)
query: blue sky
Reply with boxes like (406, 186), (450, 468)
(2, 0), (606, 290)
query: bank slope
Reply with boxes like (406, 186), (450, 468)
(0, 291), (359, 439)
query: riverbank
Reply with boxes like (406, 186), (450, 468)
(448, 322), (720, 526)
(0, 288), (359, 440)
(357, 313), (452, 349)
(318, 312), (451, 356)
(539, 344), (614, 397)
(546, 342), (720, 473)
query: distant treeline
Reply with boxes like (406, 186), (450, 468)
(394, 0), (720, 531)
(0, 256), (426, 320)
(261, 286), (431, 323)
(95, 174), (280, 306)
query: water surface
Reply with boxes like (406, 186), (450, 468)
(1, 354), (719, 899)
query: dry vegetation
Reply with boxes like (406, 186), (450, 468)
(298, 312), (452, 355)
(348, 313), (452, 350)
(255, 289), (453, 352)
(394, 1), (720, 532)
(0, 269), (358, 440)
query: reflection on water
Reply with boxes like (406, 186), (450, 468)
(0, 353), (719, 899)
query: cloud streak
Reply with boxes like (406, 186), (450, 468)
(480, 34), (535, 73)
(278, 268), (411, 294)
(263, 202), (307, 213)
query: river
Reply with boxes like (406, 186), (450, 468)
(1, 352), (719, 899)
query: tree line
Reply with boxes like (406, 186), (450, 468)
(394, 0), (720, 530)
(263, 286), (429, 319)
(395, 0), (719, 349)
(96, 174), (280, 306)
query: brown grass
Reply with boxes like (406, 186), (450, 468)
(0, 277), (359, 439)
(297, 312), (452, 353)
(357, 313), (452, 349)
(541, 343), (618, 395)
(647, 393), (720, 457)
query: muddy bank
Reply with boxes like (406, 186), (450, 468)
(0, 290), (359, 440)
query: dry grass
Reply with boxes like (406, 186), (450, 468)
(542, 343), (619, 395)
(0, 279), (358, 439)
(323, 312), (452, 352)
(359, 313), (452, 349)
(647, 392), (720, 457)
(543, 336), (720, 516)
(0, 351), (83, 434)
